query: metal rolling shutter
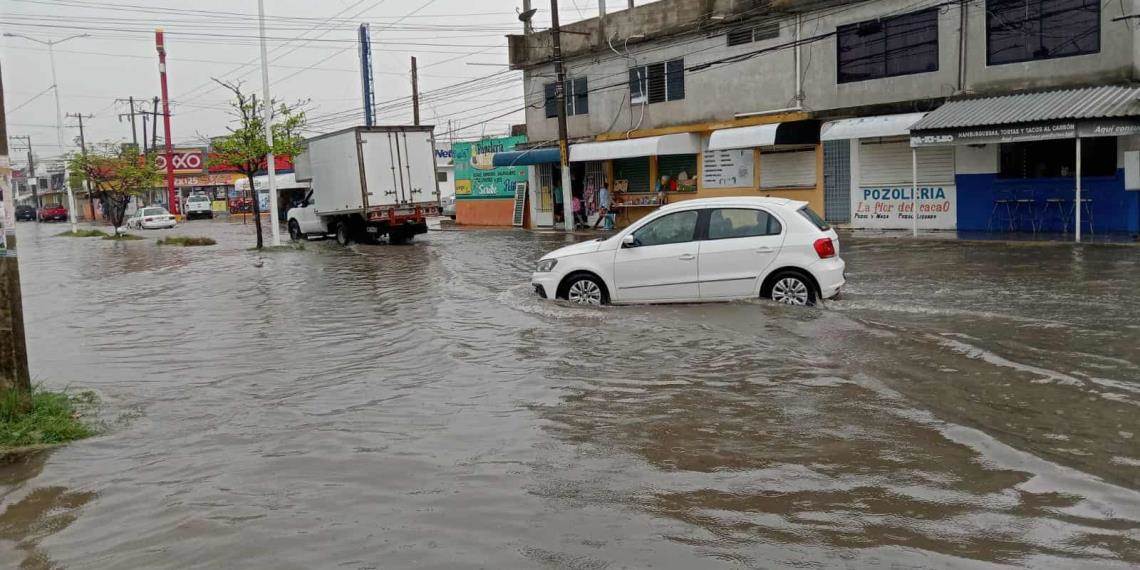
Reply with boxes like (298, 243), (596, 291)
(860, 139), (954, 185)
(614, 157), (651, 193)
(760, 149), (817, 188)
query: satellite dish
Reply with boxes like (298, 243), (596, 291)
(518, 8), (538, 22)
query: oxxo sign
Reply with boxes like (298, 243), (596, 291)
(155, 149), (206, 174)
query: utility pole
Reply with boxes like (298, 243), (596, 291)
(151, 97), (159, 152)
(140, 111), (149, 155)
(0, 61), (33, 404)
(2, 33), (89, 153)
(550, 0), (575, 231)
(411, 56), (421, 126)
(116, 97), (139, 149)
(9, 135), (37, 220)
(258, 0), (281, 246)
(155, 29), (178, 216)
(67, 112), (94, 224)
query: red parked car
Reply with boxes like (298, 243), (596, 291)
(39, 205), (68, 222)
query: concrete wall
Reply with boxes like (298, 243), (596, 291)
(521, 0), (1138, 142)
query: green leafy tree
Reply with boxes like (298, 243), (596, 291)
(208, 80), (306, 249)
(67, 143), (163, 234)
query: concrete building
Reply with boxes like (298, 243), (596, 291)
(507, 0), (1140, 235)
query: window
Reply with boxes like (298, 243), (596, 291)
(708, 209), (782, 239)
(630, 59), (684, 104)
(837, 8), (939, 83)
(727, 21), (780, 46)
(657, 154), (698, 192)
(998, 138), (1116, 178)
(613, 157), (651, 193)
(543, 77), (589, 118)
(633, 210), (699, 247)
(798, 206), (831, 231)
(986, 0), (1099, 65)
(436, 171), (449, 183)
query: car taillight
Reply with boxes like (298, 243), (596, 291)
(144, 217), (153, 222)
(813, 237), (836, 259)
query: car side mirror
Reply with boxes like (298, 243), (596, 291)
(621, 234), (637, 248)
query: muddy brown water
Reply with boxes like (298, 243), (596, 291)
(1, 221), (1137, 568)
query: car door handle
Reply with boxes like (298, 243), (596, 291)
(755, 247), (775, 253)
(678, 253), (696, 261)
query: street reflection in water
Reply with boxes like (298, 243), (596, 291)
(0, 222), (1136, 568)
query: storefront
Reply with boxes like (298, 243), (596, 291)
(705, 119), (823, 215)
(453, 135), (529, 226)
(233, 173), (310, 221)
(909, 86), (1140, 239)
(818, 113), (956, 230)
(568, 133), (701, 227)
(175, 173), (241, 216)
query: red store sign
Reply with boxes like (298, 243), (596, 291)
(155, 148), (206, 174)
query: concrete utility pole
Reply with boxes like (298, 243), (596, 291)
(411, 56), (421, 126)
(359, 23), (376, 127)
(257, 0), (281, 247)
(0, 62), (34, 404)
(155, 29), (178, 216)
(2, 33), (89, 153)
(9, 135), (37, 219)
(151, 97), (159, 152)
(550, 0), (575, 231)
(116, 97), (139, 149)
(67, 112), (94, 224)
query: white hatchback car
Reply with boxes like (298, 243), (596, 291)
(531, 197), (845, 306)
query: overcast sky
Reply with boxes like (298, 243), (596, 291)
(2, 0), (642, 168)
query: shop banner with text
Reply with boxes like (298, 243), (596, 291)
(851, 185), (956, 230)
(453, 135), (527, 199)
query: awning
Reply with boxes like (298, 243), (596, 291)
(569, 133), (700, 162)
(708, 119), (820, 151)
(910, 85), (1140, 146)
(820, 112), (926, 141)
(491, 148), (560, 167)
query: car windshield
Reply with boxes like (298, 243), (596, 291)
(142, 208), (167, 216)
(188, 196), (208, 202)
(798, 205), (830, 231)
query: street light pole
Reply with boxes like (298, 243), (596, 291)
(2, 33), (89, 153)
(258, 0), (281, 247)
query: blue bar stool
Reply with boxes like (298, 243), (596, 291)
(1043, 197), (1069, 233)
(988, 191), (1016, 232)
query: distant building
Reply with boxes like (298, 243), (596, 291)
(507, 0), (1140, 234)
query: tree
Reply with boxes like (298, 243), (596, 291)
(67, 143), (162, 233)
(208, 80), (306, 249)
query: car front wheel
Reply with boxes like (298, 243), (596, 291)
(561, 273), (608, 305)
(765, 271), (816, 307)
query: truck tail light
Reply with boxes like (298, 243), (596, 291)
(813, 237), (836, 259)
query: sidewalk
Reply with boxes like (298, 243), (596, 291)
(839, 228), (1140, 246)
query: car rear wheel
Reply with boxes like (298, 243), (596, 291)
(335, 223), (351, 246)
(288, 220), (303, 242)
(765, 271), (816, 307)
(561, 273), (608, 306)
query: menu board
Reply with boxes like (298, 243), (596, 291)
(701, 149), (754, 189)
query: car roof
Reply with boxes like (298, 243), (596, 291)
(655, 196), (807, 213)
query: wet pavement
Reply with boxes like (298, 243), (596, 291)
(1, 219), (1137, 568)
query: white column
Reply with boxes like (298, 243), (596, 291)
(911, 147), (918, 237)
(1075, 136), (1082, 243)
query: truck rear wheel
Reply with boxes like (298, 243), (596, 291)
(335, 223), (351, 246)
(288, 220), (303, 242)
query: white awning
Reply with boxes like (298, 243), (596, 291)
(820, 112), (926, 141)
(707, 124), (779, 151)
(569, 133), (701, 162)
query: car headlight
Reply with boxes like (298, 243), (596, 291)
(536, 258), (558, 273)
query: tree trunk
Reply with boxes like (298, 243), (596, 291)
(247, 174), (264, 249)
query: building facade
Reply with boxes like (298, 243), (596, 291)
(508, 0), (1140, 234)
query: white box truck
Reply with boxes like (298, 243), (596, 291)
(287, 125), (440, 245)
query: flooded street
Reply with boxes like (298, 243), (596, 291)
(1, 221), (1137, 568)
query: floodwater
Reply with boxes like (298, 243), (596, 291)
(1, 220), (1138, 569)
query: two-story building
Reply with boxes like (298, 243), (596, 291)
(507, 0), (1140, 235)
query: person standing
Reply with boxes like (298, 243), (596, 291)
(593, 178), (611, 230)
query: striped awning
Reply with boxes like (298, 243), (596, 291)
(910, 85), (1140, 131)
